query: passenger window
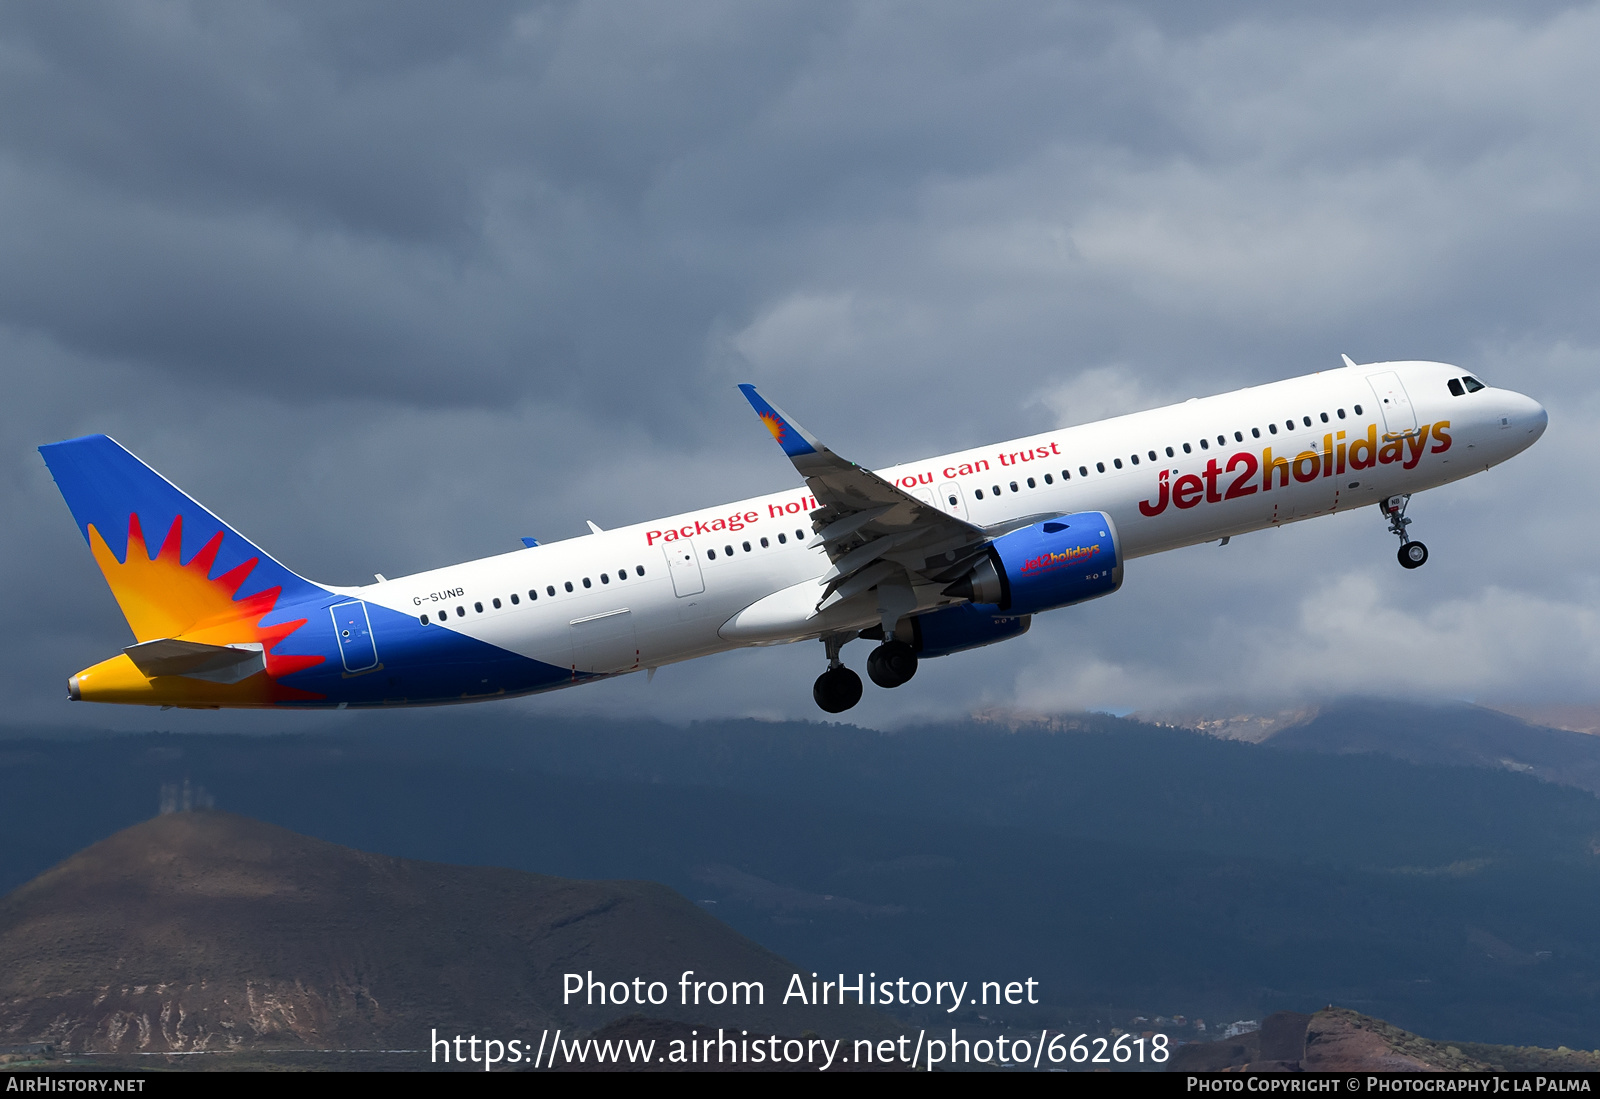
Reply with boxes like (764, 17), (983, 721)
(743, 541), (751, 552)
(600, 574), (610, 584)
(1320, 412), (1329, 423)
(1043, 474), (1052, 485)
(1251, 428), (1260, 438)
(1009, 481), (1019, 492)
(760, 537), (769, 547)
(1268, 423), (1277, 434)
(1026, 477), (1036, 488)
(1165, 447), (1174, 457)
(420, 614), (429, 625)
(1354, 404), (1363, 414)
(616, 569), (626, 580)
(725, 545), (734, 556)
(1337, 408), (1347, 418)
(547, 585), (556, 597)
(564, 582), (573, 593)
(974, 488), (984, 499)
(1113, 459), (1123, 469)
(1302, 416), (1312, 427)
(796, 530), (805, 540)
(457, 606), (465, 617)
(510, 593), (519, 604)
(492, 598), (502, 609)
(1148, 450), (1157, 461)
(530, 590), (539, 601)
(1078, 466), (1087, 477)
(1182, 443), (1191, 454)
(1234, 431), (1243, 442)
(1199, 439), (1209, 450)
(636, 566), (645, 576)
(1130, 455), (1139, 465)
(1095, 462), (1105, 473)
(583, 578), (592, 588)
(1462, 376), (1485, 393)
(1286, 420), (1294, 431)
(778, 533), (787, 544)
(707, 549), (716, 559)
(475, 602), (483, 613)
(1216, 435), (1225, 446)
(992, 484), (1002, 495)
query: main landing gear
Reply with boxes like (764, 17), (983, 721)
(1381, 494), (1429, 570)
(813, 633), (863, 713)
(813, 631), (920, 712)
(867, 639), (918, 689)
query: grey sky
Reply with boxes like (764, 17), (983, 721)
(3, 1), (1596, 730)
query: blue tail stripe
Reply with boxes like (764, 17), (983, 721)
(38, 434), (325, 605)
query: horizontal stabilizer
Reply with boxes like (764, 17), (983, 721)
(124, 639), (266, 683)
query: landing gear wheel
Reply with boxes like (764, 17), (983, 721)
(866, 640), (919, 689)
(1398, 541), (1429, 569)
(813, 666), (863, 713)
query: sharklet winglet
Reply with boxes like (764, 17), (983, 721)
(737, 384), (821, 458)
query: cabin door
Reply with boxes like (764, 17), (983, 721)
(1367, 372), (1418, 434)
(330, 600), (379, 673)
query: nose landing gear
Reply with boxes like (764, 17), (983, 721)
(813, 633), (863, 713)
(1381, 495), (1429, 569)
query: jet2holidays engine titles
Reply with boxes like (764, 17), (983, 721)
(39, 359), (1545, 713)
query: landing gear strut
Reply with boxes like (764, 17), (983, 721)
(813, 633), (863, 713)
(1381, 495), (1429, 569)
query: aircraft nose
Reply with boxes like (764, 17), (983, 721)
(1516, 392), (1549, 440)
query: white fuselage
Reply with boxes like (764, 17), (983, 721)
(352, 361), (1547, 681)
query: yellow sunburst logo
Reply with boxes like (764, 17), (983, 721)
(759, 412), (786, 443)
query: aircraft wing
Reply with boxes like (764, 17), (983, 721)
(738, 385), (996, 608)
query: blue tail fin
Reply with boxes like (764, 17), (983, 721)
(39, 435), (325, 640)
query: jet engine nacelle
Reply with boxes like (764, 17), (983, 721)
(943, 512), (1122, 615)
(909, 603), (1031, 659)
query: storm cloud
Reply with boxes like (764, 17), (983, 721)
(3, 1), (1597, 729)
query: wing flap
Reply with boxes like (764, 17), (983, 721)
(737, 385), (986, 603)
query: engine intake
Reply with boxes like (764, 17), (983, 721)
(943, 512), (1121, 615)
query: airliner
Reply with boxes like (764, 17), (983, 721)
(41, 357), (1546, 713)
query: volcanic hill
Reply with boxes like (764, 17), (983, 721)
(0, 810), (889, 1058)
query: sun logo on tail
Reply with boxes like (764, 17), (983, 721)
(759, 411), (788, 444)
(84, 514), (323, 701)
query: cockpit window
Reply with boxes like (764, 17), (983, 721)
(1447, 378), (1464, 397)
(1461, 375), (1486, 393)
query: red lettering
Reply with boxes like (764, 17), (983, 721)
(1139, 470), (1170, 517)
(646, 530), (662, 546)
(1349, 424), (1378, 469)
(1172, 474), (1204, 509)
(1224, 452), (1258, 499)
(1402, 425), (1431, 469)
(1202, 459), (1222, 503)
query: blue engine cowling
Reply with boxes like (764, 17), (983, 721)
(942, 511), (1121, 615)
(909, 603), (1031, 659)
